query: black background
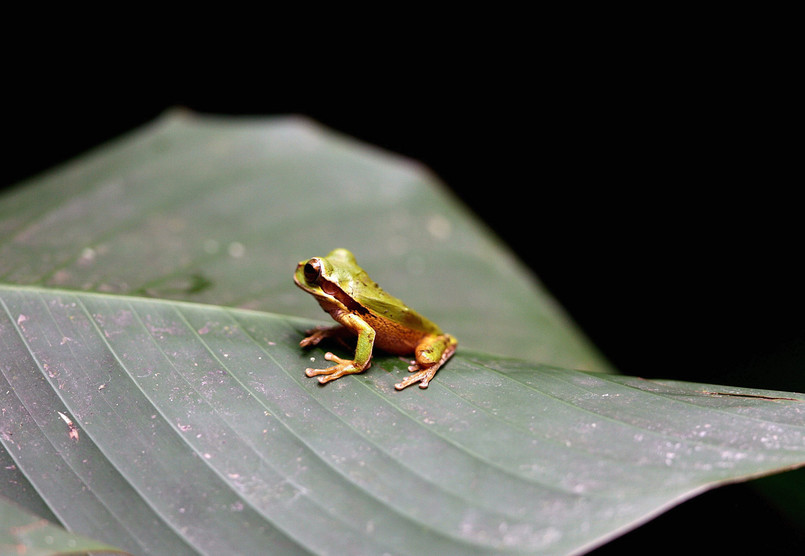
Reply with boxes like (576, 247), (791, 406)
(4, 54), (803, 553)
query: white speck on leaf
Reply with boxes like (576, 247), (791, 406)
(228, 241), (245, 258)
(427, 214), (452, 240)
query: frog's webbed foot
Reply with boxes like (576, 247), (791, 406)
(395, 334), (457, 390)
(305, 352), (370, 384)
(394, 363), (439, 390)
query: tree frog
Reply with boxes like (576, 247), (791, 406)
(293, 248), (457, 390)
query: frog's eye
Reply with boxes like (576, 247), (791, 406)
(303, 259), (322, 284)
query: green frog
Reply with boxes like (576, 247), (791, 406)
(294, 248), (457, 390)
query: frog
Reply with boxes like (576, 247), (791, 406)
(293, 248), (457, 390)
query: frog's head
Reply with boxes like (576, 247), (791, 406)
(294, 248), (360, 305)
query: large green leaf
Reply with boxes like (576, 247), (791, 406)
(1, 112), (803, 554)
(1, 285), (803, 555)
(0, 110), (607, 373)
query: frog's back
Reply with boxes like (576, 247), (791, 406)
(342, 264), (442, 336)
(363, 294), (441, 333)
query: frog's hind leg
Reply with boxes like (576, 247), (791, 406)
(394, 334), (457, 390)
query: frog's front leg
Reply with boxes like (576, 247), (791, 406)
(304, 313), (375, 384)
(395, 334), (457, 390)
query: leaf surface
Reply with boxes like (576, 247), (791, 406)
(0, 497), (126, 555)
(2, 286), (803, 555)
(0, 111), (607, 372)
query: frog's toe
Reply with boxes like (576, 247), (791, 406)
(304, 354), (368, 384)
(395, 367), (438, 390)
(315, 372), (343, 384)
(305, 365), (349, 383)
(300, 327), (328, 347)
(324, 352), (349, 365)
(305, 367), (328, 378)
